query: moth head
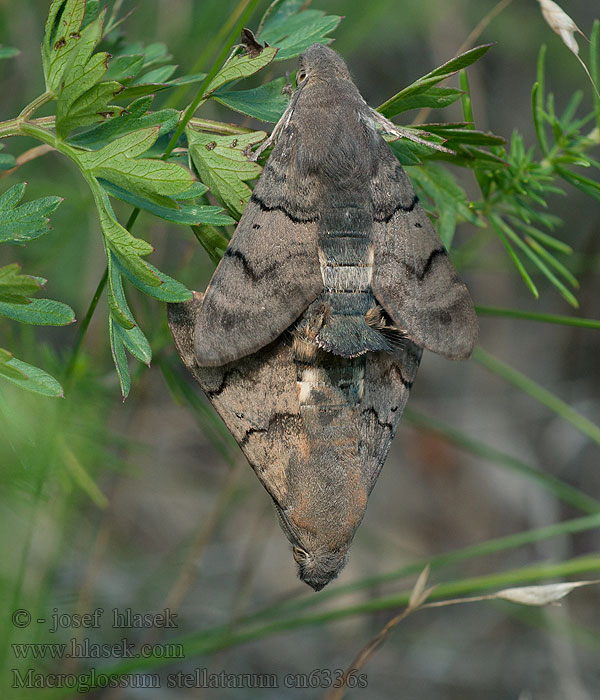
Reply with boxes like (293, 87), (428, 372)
(274, 502), (351, 591)
(292, 541), (350, 592)
(296, 43), (353, 86)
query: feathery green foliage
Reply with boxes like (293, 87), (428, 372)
(0, 2), (598, 694)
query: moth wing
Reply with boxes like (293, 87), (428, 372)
(193, 131), (323, 367)
(371, 145), (478, 360)
(361, 342), (422, 491)
(168, 293), (301, 505)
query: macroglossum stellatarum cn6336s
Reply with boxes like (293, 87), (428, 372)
(168, 43), (477, 591)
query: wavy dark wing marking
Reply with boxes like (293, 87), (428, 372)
(360, 342), (422, 491)
(193, 126), (323, 367)
(168, 292), (302, 504)
(370, 142), (478, 360)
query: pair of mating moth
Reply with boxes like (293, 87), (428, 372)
(168, 44), (478, 591)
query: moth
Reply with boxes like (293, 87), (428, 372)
(168, 43), (478, 591)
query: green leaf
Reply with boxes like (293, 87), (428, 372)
(557, 166), (600, 202)
(490, 215), (539, 299)
(116, 256), (192, 303)
(406, 163), (479, 247)
(532, 47), (549, 156)
(107, 255), (154, 397)
(114, 321), (152, 365)
(192, 224), (230, 266)
(0, 182), (26, 208)
(43, 0), (87, 92)
(383, 87), (464, 116)
(0, 349), (24, 379)
(0, 147), (17, 172)
(0, 356), (64, 397)
(166, 72), (209, 87)
(0, 298), (75, 325)
(388, 139), (430, 166)
(97, 201), (153, 258)
(99, 179), (234, 226)
(501, 221), (578, 307)
(132, 64), (177, 85)
(140, 41), (172, 67)
(51, 10), (128, 136)
(259, 5), (341, 61)
(81, 0), (100, 29)
(69, 97), (179, 150)
(258, 0), (305, 33)
(205, 46), (278, 95)
(0, 46), (20, 59)
(55, 14), (105, 110)
(213, 77), (290, 123)
(428, 44), (494, 79)
(423, 124), (505, 146)
(57, 81), (123, 138)
(103, 54), (145, 82)
(175, 182), (209, 199)
(509, 219), (572, 254)
(0, 183), (63, 244)
(115, 71), (208, 101)
(94, 192), (158, 288)
(109, 317), (131, 399)
(460, 70), (474, 124)
(0, 264), (42, 303)
(187, 129), (266, 218)
(107, 253), (135, 330)
(378, 44), (493, 118)
(77, 127), (194, 204)
(114, 314), (152, 365)
(77, 125), (160, 162)
(525, 237), (578, 288)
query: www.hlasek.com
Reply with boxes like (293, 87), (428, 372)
(11, 637), (183, 660)
(11, 668), (368, 692)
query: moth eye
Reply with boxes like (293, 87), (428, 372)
(293, 546), (309, 562)
(296, 70), (307, 86)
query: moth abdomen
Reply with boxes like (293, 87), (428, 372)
(292, 328), (365, 408)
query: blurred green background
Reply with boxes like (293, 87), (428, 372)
(1, 1), (599, 698)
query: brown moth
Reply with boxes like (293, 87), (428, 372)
(168, 43), (477, 590)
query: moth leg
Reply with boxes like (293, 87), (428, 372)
(369, 108), (454, 154)
(248, 100), (296, 161)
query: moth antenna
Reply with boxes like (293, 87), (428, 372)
(369, 108), (455, 155)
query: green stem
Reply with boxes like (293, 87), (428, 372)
(0, 117), (20, 139)
(476, 305), (600, 329)
(187, 117), (256, 135)
(162, 0), (259, 159)
(162, 0), (251, 110)
(38, 555), (600, 697)
(17, 91), (54, 120)
(115, 0), (259, 254)
(474, 345), (600, 445)
(405, 407), (600, 514)
(246, 513), (600, 625)
(64, 267), (108, 383)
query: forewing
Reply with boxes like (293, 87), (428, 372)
(168, 293), (301, 505)
(360, 341), (422, 491)
(193, 125), (323, 367)
(371, 143), (478, 360)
